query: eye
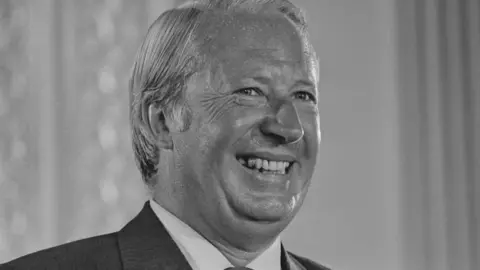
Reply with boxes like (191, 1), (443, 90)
(294, 91), (317, 103)
(234, 87), (263, 96)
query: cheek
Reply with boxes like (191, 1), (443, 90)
(197, 124), (221, 151)
(231, 109), (265, 129)
(300, 112), (321, 159)
(195, 121), (234, 163)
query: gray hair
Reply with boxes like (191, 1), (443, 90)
(129, 0), (313, 187)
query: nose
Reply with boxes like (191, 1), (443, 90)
(260, 101), (304, 145)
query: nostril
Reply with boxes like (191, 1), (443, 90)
(286, 127), (304, 144)
(260, 119), (304, 145)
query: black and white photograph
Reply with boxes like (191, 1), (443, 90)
(0, 0), (479, 269)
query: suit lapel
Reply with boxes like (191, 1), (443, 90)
(117, 201), (193, 270)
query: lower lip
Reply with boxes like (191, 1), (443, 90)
(226, 157), (298, 222)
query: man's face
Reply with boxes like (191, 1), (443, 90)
(169, 13), (320, 246)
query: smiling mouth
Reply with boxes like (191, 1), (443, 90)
(235, 155), (294, 175)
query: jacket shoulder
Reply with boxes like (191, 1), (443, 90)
(288, 251), (332, 270)
(0, 232), (122, 270)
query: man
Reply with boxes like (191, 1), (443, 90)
(1, 0), (329, 269)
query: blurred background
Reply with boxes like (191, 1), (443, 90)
(0, 0), (478, 269)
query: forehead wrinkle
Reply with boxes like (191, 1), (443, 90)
(192, 13), (319, 89)
(223, 56), (316, 88)
(193, 10), (304, 55)
(187, 4), (318, 70)
(212, 40), (317, 81)
(197, 10), (299, 36)
(219, 49), (310, 71)
(238, 48), (305, 63)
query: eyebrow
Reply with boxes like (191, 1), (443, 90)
(251, 76), (271, 85)
(251, 76), (315, 89)
(292, 79), (316, 88)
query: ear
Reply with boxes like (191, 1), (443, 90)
(147, 103), (174, 150)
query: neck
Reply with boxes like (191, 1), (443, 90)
(152, 158), (281, 266)
(211, 237), (274, 266)
(152, 193), (278, 266)
(197, 212), (278, 266)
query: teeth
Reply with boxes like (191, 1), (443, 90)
(256, 159), (262, 169)
(263, 160), (269, 170)
(269, 161), (277, 170)
(238, 157), (291, 174)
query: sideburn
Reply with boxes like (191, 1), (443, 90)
(168, 101), (192, 133)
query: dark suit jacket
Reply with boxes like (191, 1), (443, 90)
(1, 202), (330, 270)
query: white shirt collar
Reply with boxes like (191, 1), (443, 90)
(149, 199), (282, 270)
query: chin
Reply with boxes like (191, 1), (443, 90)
(221, 162), (305, 224)
(212, 151), (311, 240)
(216, 187), (304, 246)
(234, 191), (300, 221)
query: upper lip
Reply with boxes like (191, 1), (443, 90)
(236, 149), (297, 163)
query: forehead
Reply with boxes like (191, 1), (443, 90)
(196, 12), (317, 82)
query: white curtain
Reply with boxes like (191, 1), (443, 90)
(0, 0), (175, 263)
(397, 0), (480, 269)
